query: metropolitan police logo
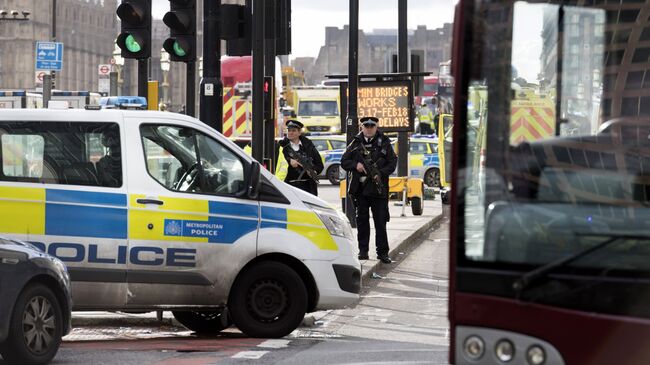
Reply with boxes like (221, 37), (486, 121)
(164, 220), (183, 236)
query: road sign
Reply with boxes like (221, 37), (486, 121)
(98, 64), (111, 94)
(35, 41), (64, 71)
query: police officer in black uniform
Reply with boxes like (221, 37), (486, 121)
(341, 116), (397, 263)
(280, 119), (324, 196)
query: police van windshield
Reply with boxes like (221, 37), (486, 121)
(298, 100), (339, 117)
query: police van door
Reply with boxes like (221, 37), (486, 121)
(125, 119), (259, 306)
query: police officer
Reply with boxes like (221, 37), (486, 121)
(278, 119), (324, 196)
(417, 101), (434, 135)
(341, 116), (397, 263)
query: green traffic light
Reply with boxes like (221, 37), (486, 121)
(125, 34), (142, 53)
(173, 41), (187, 57)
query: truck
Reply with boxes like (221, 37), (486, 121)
(292, 86), (341, 134)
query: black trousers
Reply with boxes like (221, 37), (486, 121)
(356, 195), (390, 256)
(287, 179), (318, 196)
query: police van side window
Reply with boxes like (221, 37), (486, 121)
(330, 140), (346, 150)
(2, 135), (44, 178)
(140, 125), (246, 196)
(0, 122), (122, 187)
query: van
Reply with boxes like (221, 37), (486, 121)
(0, 109), (360, 338)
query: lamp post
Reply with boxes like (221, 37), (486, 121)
(0, 9), (30, 21)
(160, 48), (171, 109)
(112, 43), (124, 96)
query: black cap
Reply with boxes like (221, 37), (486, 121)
(285, 119), (304, 129)
(360, 116), (379, 126)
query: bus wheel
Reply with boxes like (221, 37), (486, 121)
(424, 168), (440, 188)
(229, 261), (307, 338)
(172, 309), (231, 334)
(411, 197), (423, 216)
(327, 164), (341, 185)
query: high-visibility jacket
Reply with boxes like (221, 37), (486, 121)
(275, 146), (289, 181)
(418, 106), (434, 125)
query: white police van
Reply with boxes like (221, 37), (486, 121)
(0, 108), (360, 338)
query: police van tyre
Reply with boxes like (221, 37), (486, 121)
(229, 261), (308, 338)
(172, 310), (231, 334)
(327, 164), (341, 185)
(424, 168), (441, 188)
(0, 284), (63, 365)
(411, 197), (423, 216)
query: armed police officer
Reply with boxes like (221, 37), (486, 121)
(341, 116), (397, 264)
(277, 119), (324, 196)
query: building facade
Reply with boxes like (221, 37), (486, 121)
(0, 0), (118, 91)
(300, 23), (453, 85)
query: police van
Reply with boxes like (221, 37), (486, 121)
(0, 108), (360, 338)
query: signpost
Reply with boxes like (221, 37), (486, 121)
(35, 41), (64, 71)
(98, 64), (111, 95)
(340, 79), (414, 133)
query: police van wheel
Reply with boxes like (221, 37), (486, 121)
(0, 284), (63, 365)
(327, 165), (341, 185)
(172, 310), (231, 334)
(411, 197), (423, 216)
(229, 261), (307, 338)
(425, 168), (441, 188)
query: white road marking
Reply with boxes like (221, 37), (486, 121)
(257, 339), (291, 349)
(231, 351), (269, 359)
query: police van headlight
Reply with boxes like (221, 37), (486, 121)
(308, 204), (354, 240)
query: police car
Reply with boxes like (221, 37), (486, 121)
(390, 135), (440, 187)
(0, 108), (359, 338)
(309, 134), (346, 184)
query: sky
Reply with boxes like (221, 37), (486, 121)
(151, 0), (456, 59)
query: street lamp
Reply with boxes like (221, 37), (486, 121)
(160, 48), (171, 110)
(0, 9), (30, 21)
(112, 42), (125, 95)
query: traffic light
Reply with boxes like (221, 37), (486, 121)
(222, 3), (252, 56)
(263, 76), (275, 120)
(276, 0), (291, 55)
(116, 0), (151, 59)
(163, 0), (197, 62)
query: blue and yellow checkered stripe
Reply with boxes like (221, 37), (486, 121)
(0, 187), (337, 251)
(0, 187), (127, 239)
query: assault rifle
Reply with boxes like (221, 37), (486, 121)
(281, 140), (319, 183)
(361, 144), (384, 194)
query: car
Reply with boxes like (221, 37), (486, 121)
(0, 108), (359, 339)
(390, 135), (441, 187)
(0, 237), (72, 365)
(309, 135), (347, 184)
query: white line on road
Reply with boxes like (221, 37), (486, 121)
(258, 339), (291, 348)
(231, 351), (269, 359)
(361, 295), (446, 300)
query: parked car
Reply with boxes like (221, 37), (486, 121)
(0, 237), (72, 365)
(310, 135), (347, 184)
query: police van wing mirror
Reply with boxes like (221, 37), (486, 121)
(291, 111), (297, 118)
(248, 161), (261, 199)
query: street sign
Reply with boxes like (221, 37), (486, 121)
(35, 41), (64, 71)
(98, 64), (111, 94)
(35, 71), (47, 86)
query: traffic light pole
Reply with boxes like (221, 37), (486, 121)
(397, 0), (408, 177)
(264, 0), (276, 172)
(200, 0), (222, 129)
(138, 59), (148, 99)
(251, 0), (265, 163)
(345, 0), (359, 227)
(186, 61), (196, 117)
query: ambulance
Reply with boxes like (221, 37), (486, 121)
(0, 108), (360, 338)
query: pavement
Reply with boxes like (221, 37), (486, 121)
(69, 185), (443, 332)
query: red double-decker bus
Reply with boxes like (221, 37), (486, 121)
(450, 1), (650, 364)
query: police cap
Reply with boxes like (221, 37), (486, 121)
(285, 119), (304, 129)
(360, 116), (379, 126)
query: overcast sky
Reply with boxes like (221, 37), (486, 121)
(151, 0), (455, 59)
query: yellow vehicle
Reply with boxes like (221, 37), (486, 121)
(436, 114), (454, 204)
(392, 136), (441, 188)
(281, 66), (306, 109)
(292, 87), (341, 134)
(339, 176), (425, 216)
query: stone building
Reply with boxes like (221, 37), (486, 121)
(0, 0), (118, 91)
(298, 23), (453, 85)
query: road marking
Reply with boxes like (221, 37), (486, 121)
(258, 339), (291, 349)
(361, 295), (446, 300)
(231, 351), (269, 359)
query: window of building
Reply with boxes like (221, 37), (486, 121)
(625, 71), (644, 90)
(620, 9), (640, 23)
(633, 48), (650, 63)
(606, 50), (625, 66)
(641, 27), (650, 41)
(622, 97), (640, 116)
(613, 29), (631, 44)
(0, 122), (121, 187)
